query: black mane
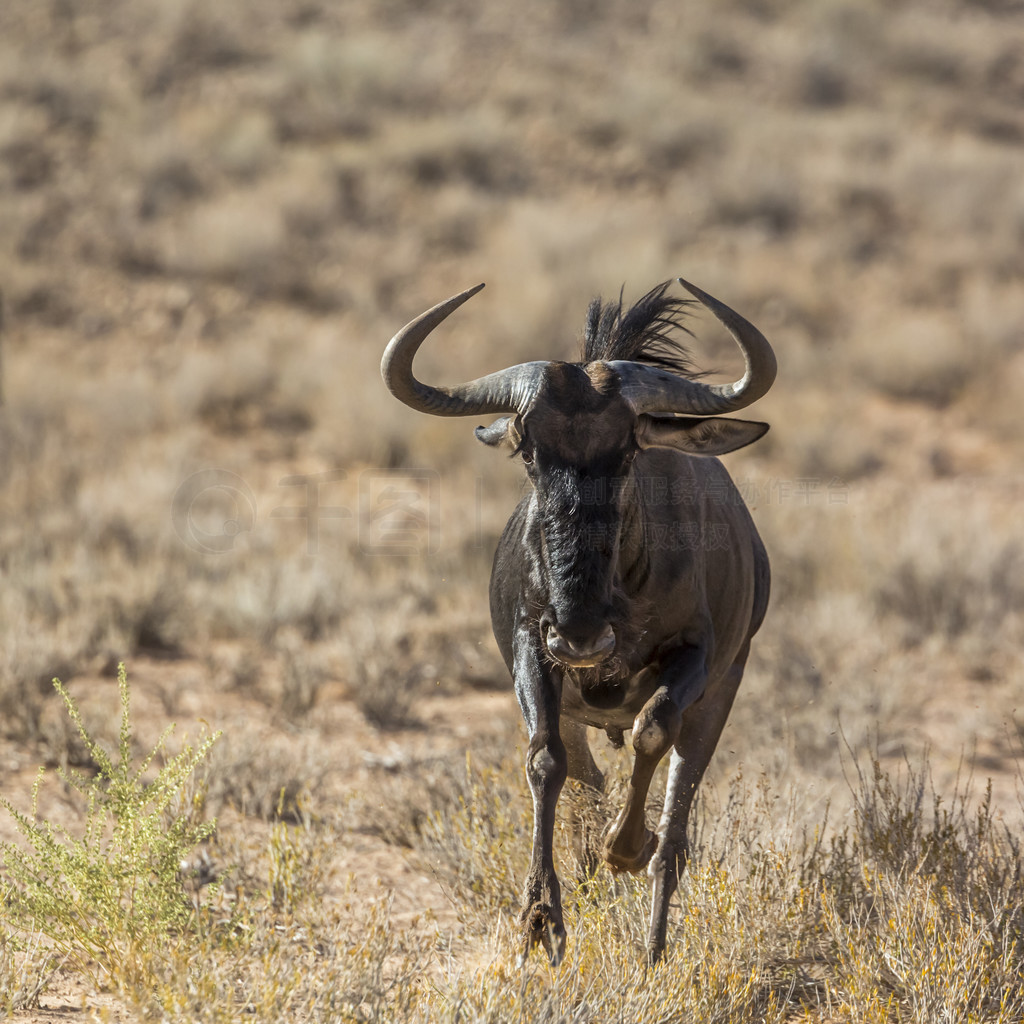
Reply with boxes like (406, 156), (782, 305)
(581, 280), (701, 377)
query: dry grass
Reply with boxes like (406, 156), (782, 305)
(7, 696), (1022, 1021)
(328, 749), (1024, 1022)
(2, 0), (1024, 1017)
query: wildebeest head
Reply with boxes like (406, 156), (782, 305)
(381, 279), (776, 670)
(478, 361), (640, 671)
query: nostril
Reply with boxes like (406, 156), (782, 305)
(575, 624), (615, 656)
(544, 622), (616, 665)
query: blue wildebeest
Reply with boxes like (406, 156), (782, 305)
(381, 278), (776, 965)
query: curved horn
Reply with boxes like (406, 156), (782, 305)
(611, 277), (777, 416)
(381, 283), (546, 417)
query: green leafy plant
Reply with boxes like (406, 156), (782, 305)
(0, 664), (219, 993)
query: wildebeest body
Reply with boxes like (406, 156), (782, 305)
(381, 277), (776, 964)
(490, 447), (770, 737)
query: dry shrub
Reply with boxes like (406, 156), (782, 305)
(852, 312), (973, 408)
(712, 167), (803, 239)
(739, 596), (888, 778)
(822, 756), (1024, 1022)
(125, 809), (432, 1021)
(145, 2), (258, 93)
(135, 143), (206, 221)
(392, 116), (530, 196)
(341, 609), (434, 731)
(196, 555), (348, 647)
(11, 707), (1018, 1021)
(202, 728), (326, 822)
(412, 751), (530, 918)
(878, 543), (1024, 648)
(779, 391), (885, 482)
(0, 607), (83, 742)
(270, 28), (444, 142)
(871, 492), (1024, 666)
(217, 632), (331, 724)
(269, 630), (328, 722)
(158, 193), (288, 281)
(352, 720), (520, 850)
(335, 577), (503, 730)
(211, 109), (278, 182)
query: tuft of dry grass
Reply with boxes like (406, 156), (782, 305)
(0, 935), (58, 1015)
(201, 727), (327, 823)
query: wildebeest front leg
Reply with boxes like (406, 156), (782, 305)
(513, 625), (568, 966)
(603, 643), (708, 874)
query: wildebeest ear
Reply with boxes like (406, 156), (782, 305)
(636, 415), (769, 455)
(474, 415), (521, 448)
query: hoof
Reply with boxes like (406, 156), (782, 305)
(646, 941), (666, 968)
(602, 827), (658, 875)
(519, 903), (566, 967)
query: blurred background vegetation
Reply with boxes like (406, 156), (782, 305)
(1, 0), (1023, 850)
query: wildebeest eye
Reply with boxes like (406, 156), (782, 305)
(513, 432), (534, 464)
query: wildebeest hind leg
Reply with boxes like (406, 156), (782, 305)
(646, 651), (746, 964)
(563, 718), (604, 791)
(563, 719), (604, 881)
